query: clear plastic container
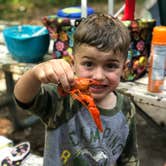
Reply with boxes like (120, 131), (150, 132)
(148, 26), (166, 92)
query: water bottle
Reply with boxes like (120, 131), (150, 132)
(148, 26), (166, 93)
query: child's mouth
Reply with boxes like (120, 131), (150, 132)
(91, 84), (107, 88)
(90, 84), (108, 92)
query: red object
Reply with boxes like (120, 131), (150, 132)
(58, 78), (103, 132)
(122, 0), (136, 21)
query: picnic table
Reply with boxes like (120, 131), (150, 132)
(0, 22), (166, 131)
(117, 77), (166, 129)
(0, 43), (52, 129)
(0, 42), (166, 131)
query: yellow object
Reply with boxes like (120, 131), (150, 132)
(139, 56), (146, 66)
(63, 7), (81, 14)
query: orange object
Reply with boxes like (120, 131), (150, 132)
(148, 26), (166, 93)
(58, 78), (103, 132)
(0, 118), (13, 136)
(152, 26), (166, 44)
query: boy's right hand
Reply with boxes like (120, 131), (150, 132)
(32, 59), (74, 91)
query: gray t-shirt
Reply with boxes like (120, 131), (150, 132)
(44, 107), (129, 166)
(15, 84), (139, 166)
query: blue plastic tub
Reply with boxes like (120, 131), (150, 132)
(3, 25), (50, 63)
(57, 6), (94, 19)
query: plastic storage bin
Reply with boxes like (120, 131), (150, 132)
(42, 6), (94, 62)
(122, 19), (156, 81)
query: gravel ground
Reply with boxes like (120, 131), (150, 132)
(0, 106), (166, 166)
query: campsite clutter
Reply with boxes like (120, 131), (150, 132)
(2, 0), (158, 81)
(42, 0), (156, 81)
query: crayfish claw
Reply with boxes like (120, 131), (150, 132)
(57, 77), (103, 132)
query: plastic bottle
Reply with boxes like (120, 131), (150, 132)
(148, 26), (166, 93)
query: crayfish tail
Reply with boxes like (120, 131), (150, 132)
(89, 107), (103, 132)
(97, 121), (103, 132)
(95, 117), (103, 132)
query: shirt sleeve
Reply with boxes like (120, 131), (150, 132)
(14, 84), (65, 128)
(117, 101), (140, 166)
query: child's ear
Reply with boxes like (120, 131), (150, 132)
(121, 60), (127, 76)
(69, 55), (76, 72)
(69, 55), (74, 66)
(70, 55), (76, 74)
(123, 62), (126, 70)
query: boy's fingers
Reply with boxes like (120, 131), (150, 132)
(34, 67), (49, 83)
(32, 62), (59, 84)
(60, 60), (74, 85)
(44, 64), (59, 84)
(51, 60), (70, 90)
(32, 59), (74, 88)
(50, 59), (74, 90)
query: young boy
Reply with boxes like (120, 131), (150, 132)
(14, 13), (139, 166)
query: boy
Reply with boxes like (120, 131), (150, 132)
(14, 13), (139, 166)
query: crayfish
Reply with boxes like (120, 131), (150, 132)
(57, 78), (103, 132)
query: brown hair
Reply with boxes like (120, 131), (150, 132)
(73, 13), (130, 59)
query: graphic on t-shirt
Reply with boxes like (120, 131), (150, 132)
(45, 108), (129, 166)
(59, 109), (129, 166)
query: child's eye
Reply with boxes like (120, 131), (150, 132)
(106, 63), (119, 70)
(82, 61), (93, 68)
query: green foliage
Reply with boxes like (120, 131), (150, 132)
(0, 0), (145, 21)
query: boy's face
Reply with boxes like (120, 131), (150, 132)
(73, 45), (125, 101)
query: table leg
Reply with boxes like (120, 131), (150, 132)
(4, 71), (24, 129)
(4, 71), (39, 130)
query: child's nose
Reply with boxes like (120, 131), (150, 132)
(92, 68), (105, 80)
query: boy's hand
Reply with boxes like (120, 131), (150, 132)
(32, 59), (74, 91)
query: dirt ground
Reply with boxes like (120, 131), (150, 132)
(136, 113), (166, 166)
(0, 106), (166, 166)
